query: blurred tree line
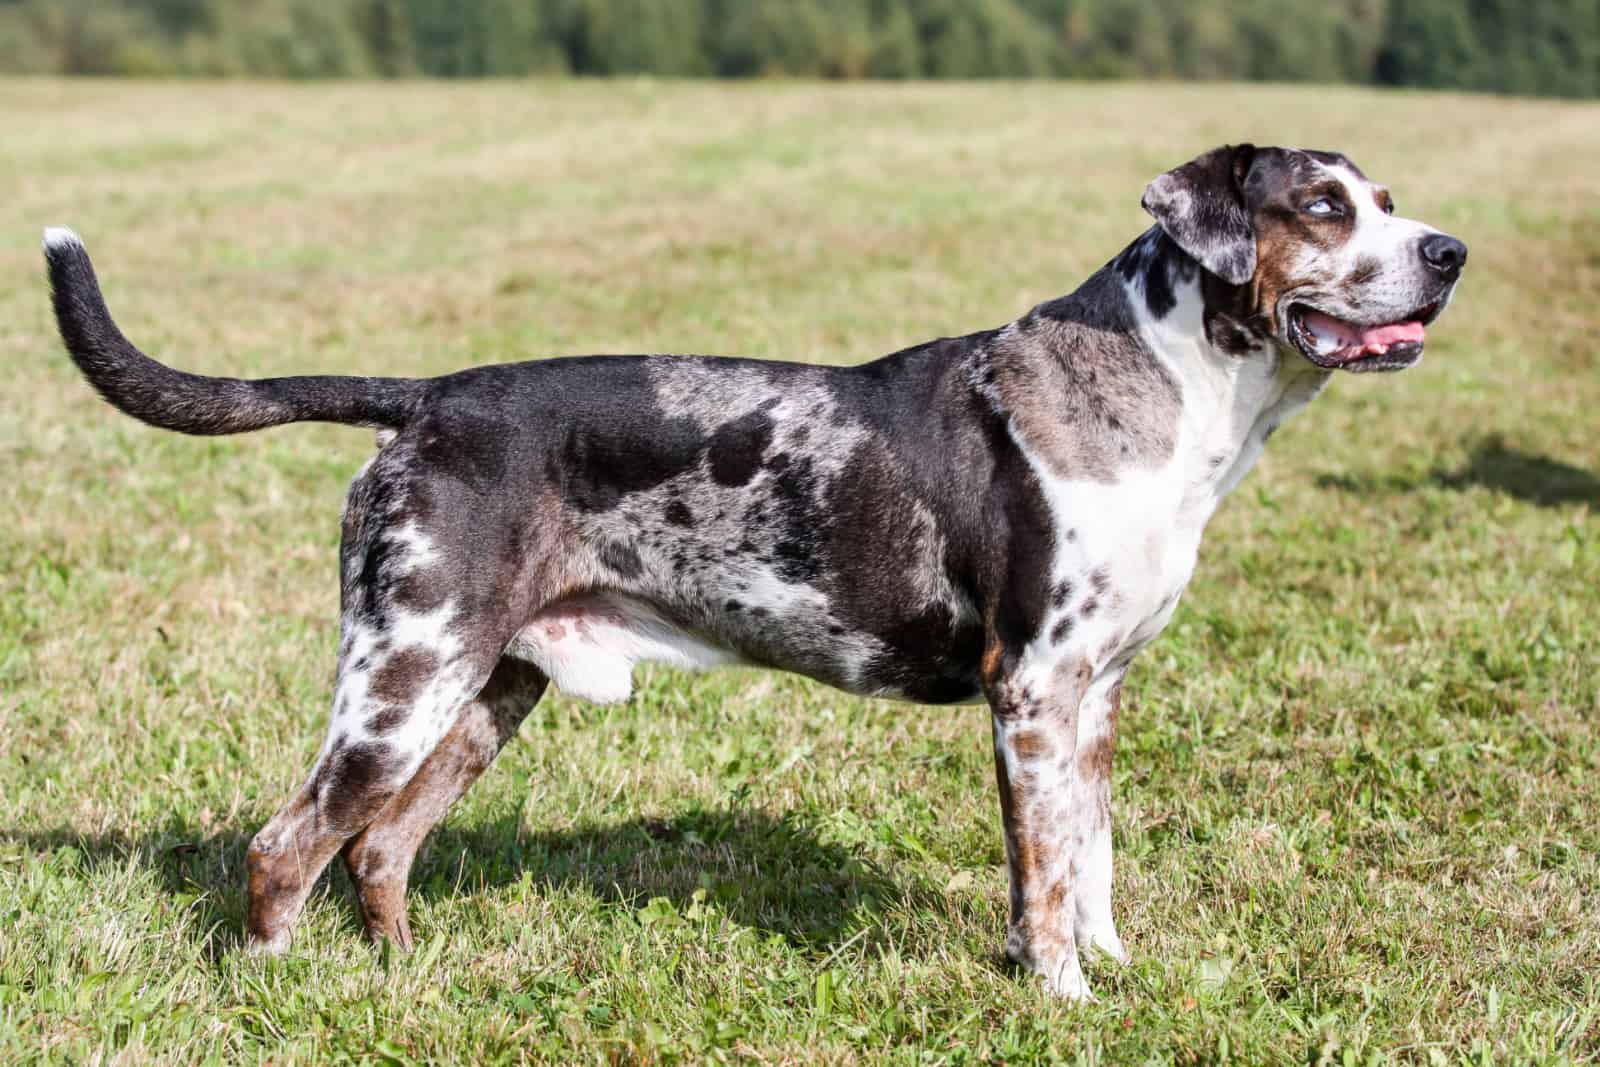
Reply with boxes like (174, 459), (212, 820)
(0, 0), (1593, 96)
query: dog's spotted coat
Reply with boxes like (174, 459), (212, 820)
(46, 144), (1466, 999)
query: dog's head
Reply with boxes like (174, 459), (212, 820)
(1142, 144), (1466, 372)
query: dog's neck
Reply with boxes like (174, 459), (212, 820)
(975, 227), (1330, 526)
(1110, 226), (1332, 510)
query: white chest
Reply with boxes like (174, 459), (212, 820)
(1010, 344), (1328, 677)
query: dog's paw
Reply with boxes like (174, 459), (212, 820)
(1075, 921), (1130, 965)
(1040, 957), (1095, 1002)
(1007, 937), (1094, 1002)
(244, 929), (292, 957)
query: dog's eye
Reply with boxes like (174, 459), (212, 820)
(1305, 198), (1340, 217)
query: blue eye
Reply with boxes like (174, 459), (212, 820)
(1306, 198), (1338, 217)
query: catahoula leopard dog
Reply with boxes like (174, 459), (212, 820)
(46, 144), (1466, 1000)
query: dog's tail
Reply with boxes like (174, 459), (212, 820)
(43, 227), (425, 435)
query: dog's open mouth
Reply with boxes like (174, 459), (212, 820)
(1288, 301), (1441, 372)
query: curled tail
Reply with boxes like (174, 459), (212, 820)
(43, 227), (425, 435)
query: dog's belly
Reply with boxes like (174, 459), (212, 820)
(506, 583), (984, 706)
(506, 593), (745, 704)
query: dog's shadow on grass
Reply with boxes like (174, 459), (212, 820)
(2, 805), (919, 960)
(1317, 435), (1600, 508)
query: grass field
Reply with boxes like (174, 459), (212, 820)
(0, 79), (1597, 1064)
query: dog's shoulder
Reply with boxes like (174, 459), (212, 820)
(973, 266), (1184, 484)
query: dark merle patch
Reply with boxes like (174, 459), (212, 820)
(599, 539), (643, 578)
(391, 556), (453, 616)
(1117, 227), (1202, 319)
(708, 408), (775, 487)
(563, 416), (703, 510)
(413, 410), (517, 492)
(1089, 568), (1111, 595)
(1205, 312), (1259, 355)
(544, 364), (709, 512)
(1303, 148), (1361, 177)
(368, 647), (440, 708)
(1080, 597), (1099, 618)
(992, 689), (1041, 722)
(991, 455), (1057, 661)
(804, 432), (993, 701)
(1051, 579), (1074, 610)
(1141, 246), (1175, 318)
(724, 599), (742, 612)
(766, 454), (828, 584)
(343, 484), (410, 627)
(664, 499), (694, 527)
(365, 705), (408, 735)
(1050, 617), (1074, 644)
(317, 740), (400, 832)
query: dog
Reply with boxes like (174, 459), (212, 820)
(45, 144), (1465, 1000)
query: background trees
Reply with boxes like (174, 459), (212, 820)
(0, 0), (1593, 96)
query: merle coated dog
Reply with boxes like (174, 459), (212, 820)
(46, 144), (1466, 999)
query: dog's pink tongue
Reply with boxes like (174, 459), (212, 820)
(1302, 309), (1424, 355)
(1358, 321), (1425, 346)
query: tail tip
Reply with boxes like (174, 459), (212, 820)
(42, 226), (83, 254)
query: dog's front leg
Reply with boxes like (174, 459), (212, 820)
(1071, 669), (1129, 964)
(986, 656), (1095, 1001)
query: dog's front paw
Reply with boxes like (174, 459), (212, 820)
(1074, 920), (1130, 965)
(1007, 934), (1094, 1002)
(244, 929), (292, 957)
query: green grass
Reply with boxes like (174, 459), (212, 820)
(1, 79), (1597, 1064)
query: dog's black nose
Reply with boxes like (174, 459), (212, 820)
(1420, 233), (1467, 280)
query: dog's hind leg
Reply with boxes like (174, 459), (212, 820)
(339, 658), (547, 950)
(243, 614), (507, 954)
(243, 450), (538, 955)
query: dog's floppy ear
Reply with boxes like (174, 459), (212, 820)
(1141, 144), (1258, 286)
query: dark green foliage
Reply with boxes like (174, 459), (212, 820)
(1377, 0), (1600, 97)
(0, 0), (1594, 96)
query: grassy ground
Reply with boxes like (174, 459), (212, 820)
(0, 79), (1596, 1064)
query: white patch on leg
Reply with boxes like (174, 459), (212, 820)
(322, 593), (478, 782)
(1071, 670), (1129, 965)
